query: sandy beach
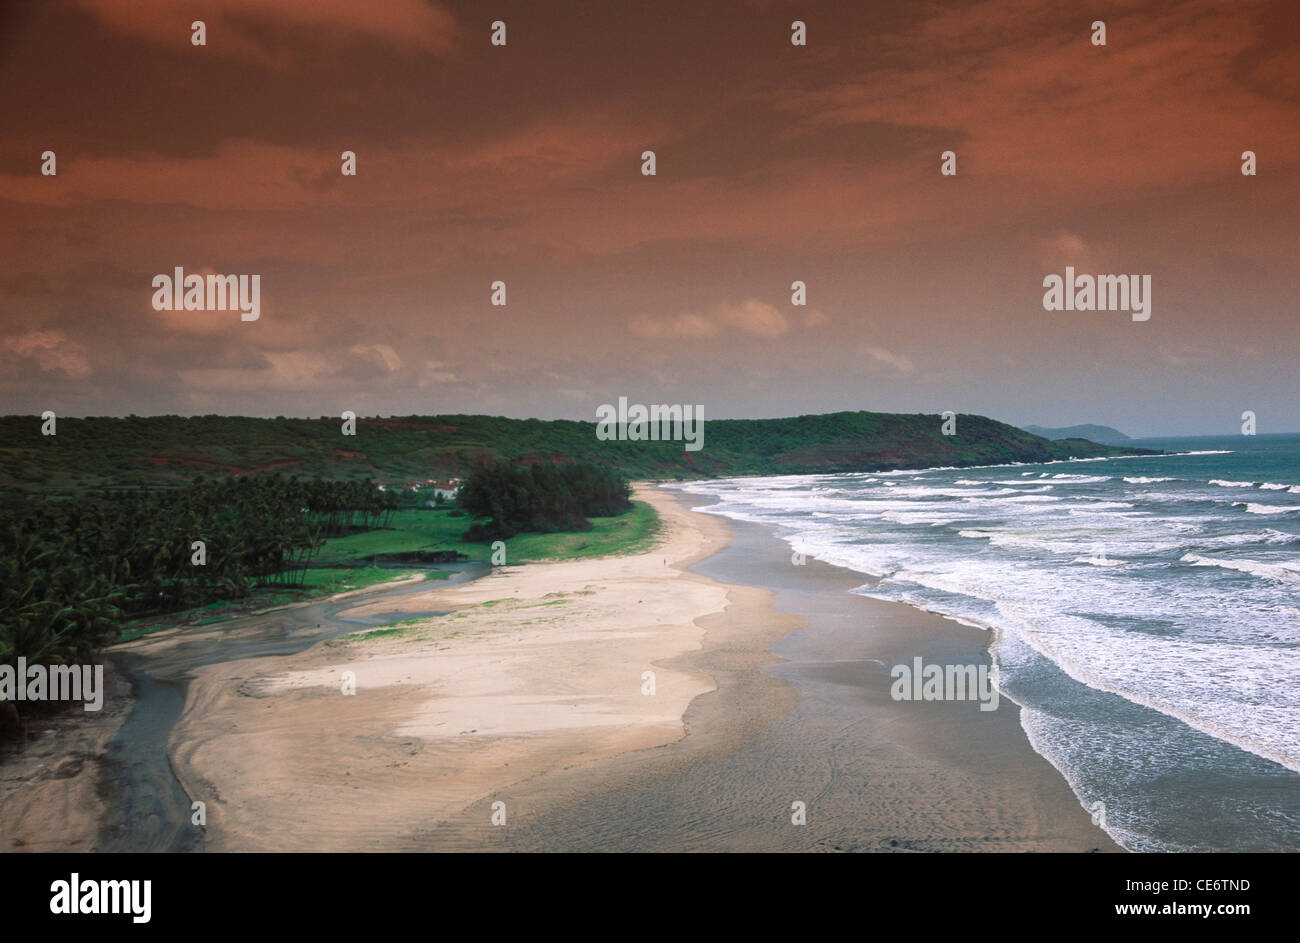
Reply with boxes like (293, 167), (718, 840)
(476, 494), (1121, 852)
(0, 485), (1117, 852)
(152, 485), (790, 851)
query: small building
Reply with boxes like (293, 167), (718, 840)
(414, 478), (460, 506)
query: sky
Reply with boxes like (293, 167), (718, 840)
(0, 0), (1296, 437)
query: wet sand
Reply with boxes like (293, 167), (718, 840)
(0, 664), (131, 852)
(473, 493), (1121, 852)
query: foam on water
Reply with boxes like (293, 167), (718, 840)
(1236, 502), (1300, 515)
(669, 436), (1300, 850)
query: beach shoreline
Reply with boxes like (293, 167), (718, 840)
(1, 483), (1118, 852)
(490, 490), (1122, 852)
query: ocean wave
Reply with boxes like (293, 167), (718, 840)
(1234, 503), (1300, 515)
(881, 511), (957, 525)
(958, 529), (1085, 555)
(963, 494), (1062, 503)
(677, 457), (1300, 846)
(1073, 554), (1124, 566)
(991, 606), (1300, 776)
(1210, 479), (1256, 488)
(1181, 553), (1300, 582)
(1187, 529), (1297, 549)
(889, 485), (1022, 498)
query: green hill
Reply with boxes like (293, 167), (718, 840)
(1022, 423), (1133, 445)
(0, 412), (1158, 494)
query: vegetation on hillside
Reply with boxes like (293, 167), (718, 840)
(0, 411), (1158, 495)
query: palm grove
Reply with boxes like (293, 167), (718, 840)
(1, 460), (631, 731)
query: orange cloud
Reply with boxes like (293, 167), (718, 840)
(860, 345), (915, 375)
(77, 0), (458, 63)
(630, 299), (823, 340)
(2, 330), (92, 378)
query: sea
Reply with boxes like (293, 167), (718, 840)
(669, 434), (1300, 852)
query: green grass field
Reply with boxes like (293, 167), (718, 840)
(285, 566), (448, 593)
(113, 501), (659, 645)
(314, 501), (659, 566)
(113, 568), (451, 644)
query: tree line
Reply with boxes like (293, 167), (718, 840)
(0, 474), (398, 694)
(457, 459), (632, 541)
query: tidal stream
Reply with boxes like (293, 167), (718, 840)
(94, 563), (488, 852)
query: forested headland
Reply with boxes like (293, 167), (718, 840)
(0, 411), (1157, 496)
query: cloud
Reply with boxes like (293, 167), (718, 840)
(417, 361), (459, 387)
(0, 141), (343, 211)
(628, 312), (720, 340)
(631, 299), (818, 340)
(176, 345), (404, 393)
(1159, 346), (1210, 366)
(801, 307), (831, 328)
(769, 0), (1298, 198)
(716, 300), (790, 337)
(177, 351), (329, 392)
(350, 344), (402, 373)
(77, 0), (458, 63)
(860, 345), (915, 374)
(0, 111), (670, 215)
(1034, 229), (1109, 272)
(2, 330), (92, 378)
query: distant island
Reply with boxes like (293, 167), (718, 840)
(1022, 423), (1133, 445)
(1, 411), (1159, 495)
